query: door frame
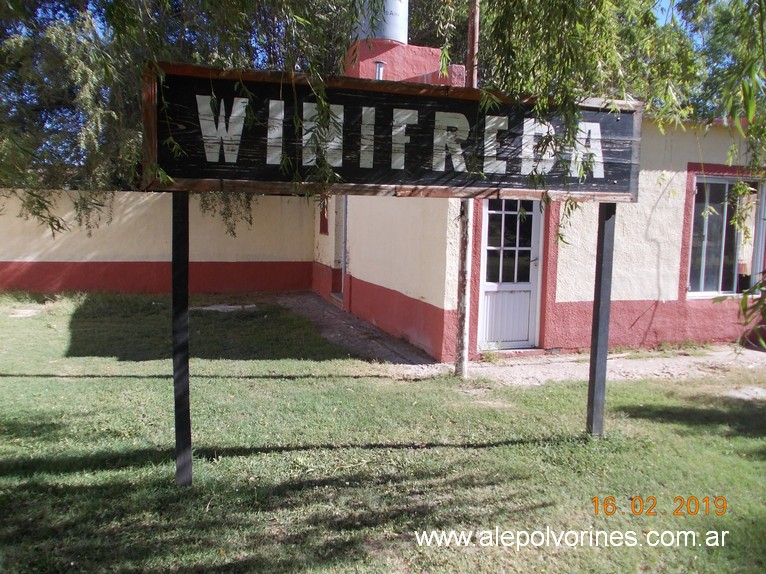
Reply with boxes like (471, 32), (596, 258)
(477, 199), (545, 350)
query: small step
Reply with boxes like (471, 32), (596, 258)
(328, 292), (344, 309)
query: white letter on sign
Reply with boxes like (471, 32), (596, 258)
(520, 119), (556, 175)
(483, 115), (508, 174)
(302, 103), (345, 167)
(569, 122), (604, 179)
(266, 100), (283, 165)
(195, 95), (248, 163)
(391, 109), (418, 170)
(360, 106), (375, 168)
(433, 112), (469, 172)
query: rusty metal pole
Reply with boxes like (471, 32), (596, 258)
(467, 0), (479, 89)
(455, 0), (480, 378)
(456, 200), (474, 377)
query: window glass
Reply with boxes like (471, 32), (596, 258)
(702, 195), (724, 292)
(722, 208), (738, 292)
(690, 179), (761, 294)
(517, 251), (531, 282)
(484, 199), (539, 285)
(486, 250), (500, 282)
(519, 211), (532, 247)
(690, 185), (706, 292)
(488, 199), (503, 212)
(488, 214), (502, 247)
(502, 250), (516, 282)
(504, 214), (517, 246)
(521, 200), (534, 214)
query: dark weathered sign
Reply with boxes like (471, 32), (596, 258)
(143, 63), (642, 202)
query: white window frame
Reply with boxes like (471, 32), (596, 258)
(688, 177), (765, 298)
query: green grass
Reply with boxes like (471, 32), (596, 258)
(0, 292), (764, 573)
(608, 341), (712, 360)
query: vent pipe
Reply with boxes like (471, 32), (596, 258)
(356, 0), (409, 44)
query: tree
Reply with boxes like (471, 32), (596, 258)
(670, 0), (766, 347)
(0, 1), (763, 230)
(1, 0), (362, 233)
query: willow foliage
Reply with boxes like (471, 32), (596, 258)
(0, 0), (363, 232)
(0, 0), (764, 235)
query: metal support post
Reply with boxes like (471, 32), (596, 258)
(172, 191), (193, 485)
(587, 202), (616, 437)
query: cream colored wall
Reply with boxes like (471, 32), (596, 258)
(346, 196), (460, 310)
(313, 196), (339, 268)
(555, 121), (748, 303)
(1, 192), (314, 262)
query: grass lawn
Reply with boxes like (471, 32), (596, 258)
(0, 292), (764, 573)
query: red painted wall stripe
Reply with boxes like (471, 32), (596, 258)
(0, 261), (312, 293)
(345, 274), (456, 362)
(0, 262), (170, 293)
(190, 262), (312, 292)
(540, 297), (746, 351)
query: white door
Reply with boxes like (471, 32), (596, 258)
(479, 199), (542, 349)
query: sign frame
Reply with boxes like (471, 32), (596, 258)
(142, 62), (642, 203)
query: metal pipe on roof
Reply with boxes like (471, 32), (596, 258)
(356, 0), (409, 44)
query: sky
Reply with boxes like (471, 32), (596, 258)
(653, 0), (677, 24)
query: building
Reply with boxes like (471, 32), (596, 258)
(1, 35), (764, 363)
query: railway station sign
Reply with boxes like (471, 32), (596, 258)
(143, 63), (641, 202)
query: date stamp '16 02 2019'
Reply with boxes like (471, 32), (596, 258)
(592, 496), (728, 517)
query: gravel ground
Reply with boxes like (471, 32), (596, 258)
(278, 292), (766, 394)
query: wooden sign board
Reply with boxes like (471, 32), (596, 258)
(143, 63), (642, 202)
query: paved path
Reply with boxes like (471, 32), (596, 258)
(277, 292), (766, 388)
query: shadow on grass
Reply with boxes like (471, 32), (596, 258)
(0, 418), (66, 442)
(64, 293), (354, 362)
(0, 373), (400, 383)
(0, 440), (562, 573)
(0, 435), (587, 478)
(0, 473), (408, 573)
(617, 395), (766, 438)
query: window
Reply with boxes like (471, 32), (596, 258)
(485, 199), (535, 283)
(689, 178), (762, 294)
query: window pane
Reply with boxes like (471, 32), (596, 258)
(517, 250), (531, 282)
(488, 199), (503, 212)
(703, 187), (725, 292)
(708, 182), (726, 206)
(722, 202), (738, 292)
(691, 180), (750, 293)
(519, 210), (533, 247)
(504, 214), (517, 247)
(689, 185), (706, 291)
(486, 250), (500, 282)
(505, 199), (518, 212)
(521, 200), (534, 214)
(488, 214), (502, 247)
(502, 250), (516, 282)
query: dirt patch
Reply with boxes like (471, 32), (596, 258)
(191, 304), (259, 312)
(726, 386), (766, 401)
(9, 309), (40, 318)
(276, 292), (766, 390)
(471, 347), (766, 388)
